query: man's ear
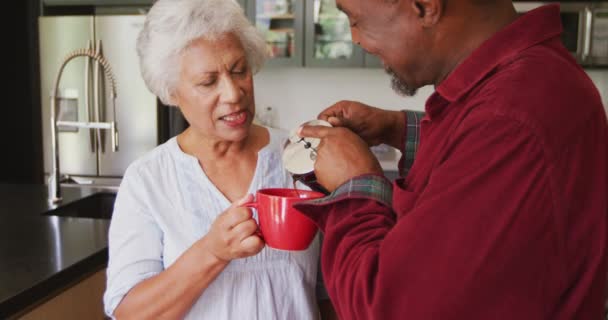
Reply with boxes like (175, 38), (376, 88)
(411, 0), (444, 27)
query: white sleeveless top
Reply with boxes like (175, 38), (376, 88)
(104, 128), (321, 319)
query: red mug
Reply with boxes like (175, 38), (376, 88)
(243, 188), (323, 251)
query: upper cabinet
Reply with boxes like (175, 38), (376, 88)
(247, 0), (305, 67)
(365, 53), (384, 68)
(43, 0), (152, 5)
(304, 0), (363, 67)
(41, 0), (381, 68)
(245, 0), (379, 68)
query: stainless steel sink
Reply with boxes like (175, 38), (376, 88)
(42, 192), (116, 219)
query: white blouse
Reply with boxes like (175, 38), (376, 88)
(103, 128), (321, 320)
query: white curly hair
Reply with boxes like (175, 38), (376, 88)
(136, 0), (267, 105)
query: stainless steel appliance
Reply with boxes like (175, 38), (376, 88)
(514, 2), (608, 67)
(39, 15), (158, 188)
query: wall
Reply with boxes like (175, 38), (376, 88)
(254, 68), (608, 131)
(254, 67), (431, 132)
(253, 67), (434, 170)
(254, 67), (608, 169)
(587, 70), (608, 113)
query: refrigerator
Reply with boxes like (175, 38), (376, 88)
(39, 15), (158, 184)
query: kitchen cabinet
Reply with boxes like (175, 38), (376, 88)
(248, 0), (382, 68)
(303, 0), (384, 68)
(43, 0), (152, 5)
(245, 0), (382, 68)
(41, 0), (379, 68)
(42, 0), (246, 8)
(304, 0), (363, 67)
(365, 54), (384, 68)
(247, 0), (305, 67)
(16, 269), (106, 320)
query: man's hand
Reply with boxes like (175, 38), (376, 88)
(298, 125), (383, 192)
(318, 100), (405, 149)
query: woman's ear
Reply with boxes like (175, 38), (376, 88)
(411, 0), (444, 27)
(167, 90), (179, 107)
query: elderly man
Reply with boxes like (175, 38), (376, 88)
(296, 0), (608, 319)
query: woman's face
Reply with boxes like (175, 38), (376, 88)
(172, 33), (255, 143)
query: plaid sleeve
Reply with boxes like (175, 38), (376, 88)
(296, 174), (392, 208)
(398, 110), (424, 177)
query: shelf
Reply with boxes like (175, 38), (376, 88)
(314, 38), (352, 43)
(317, 13), (346, 19)
(266, 28), (295, 33)
(256, 13), (295, 20)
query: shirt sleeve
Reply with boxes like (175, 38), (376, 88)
(103, 166), (164, 317)
(298, 174), (392, 211)
(398, 110), (424, 177)
(294, 114), (556, 319)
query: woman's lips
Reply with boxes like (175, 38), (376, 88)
(219, 110), (248, 127)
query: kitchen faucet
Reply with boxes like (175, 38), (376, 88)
(48, 47), (119, 204)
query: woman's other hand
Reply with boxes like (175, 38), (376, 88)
(205, 194), (264, 262)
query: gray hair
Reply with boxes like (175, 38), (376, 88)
(136, 0), (267, 105)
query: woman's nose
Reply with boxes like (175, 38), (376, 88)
(219, 75), (243, 103)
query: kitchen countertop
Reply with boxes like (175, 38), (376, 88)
(0, 171), (401, 317)
(0, 184), (112, 318)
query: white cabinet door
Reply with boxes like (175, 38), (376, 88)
(304, 0), (364, 67)
(249, 0), (305, 66)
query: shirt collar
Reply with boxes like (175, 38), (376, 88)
(432, 4), (562, 109)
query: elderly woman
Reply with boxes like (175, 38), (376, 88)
(102, 0), (334, 319)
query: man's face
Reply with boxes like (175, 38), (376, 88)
(337, 0), (433, 96)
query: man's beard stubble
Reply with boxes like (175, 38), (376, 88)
(385, 67), (418, 97)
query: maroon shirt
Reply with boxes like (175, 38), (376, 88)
(296, 5), (608, 319)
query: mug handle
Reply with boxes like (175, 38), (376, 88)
(239, 201), (263, 238)
(240, 201), (258, 210)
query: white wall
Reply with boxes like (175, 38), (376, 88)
(253, 68), (433, 170)
(586, 70), (608, 113)
(254, 67), (608, 170)
(254, 67), (432, 131)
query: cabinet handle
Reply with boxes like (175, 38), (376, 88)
(85, 40), (96, 153)
(93, 40), (106, 153)
(583, 7), (594, 62)
(92, 40), (119, 153)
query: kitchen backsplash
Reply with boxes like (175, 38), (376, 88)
(254, 68), (608, 170)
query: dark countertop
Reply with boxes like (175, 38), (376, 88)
(0, 184), (112, 318)
(0, 171), (400, 317)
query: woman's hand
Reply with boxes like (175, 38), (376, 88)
(205, 194), (265, 262)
